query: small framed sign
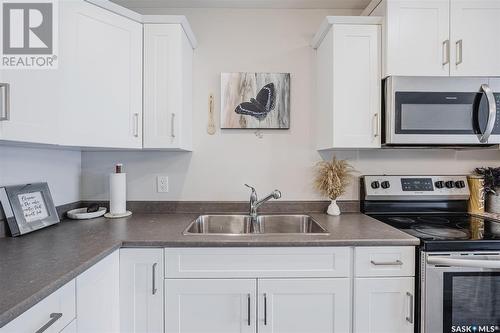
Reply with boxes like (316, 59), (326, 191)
(0, 183), (59, 237)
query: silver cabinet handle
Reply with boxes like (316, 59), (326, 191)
(133, 113), (139, 137)
(370, 260), (403, 266)
(373, 113), (379, 138)
(479, 84), (497, 144)
(456, 39), (463, 65)
(406, 292), (414, 324)
(247, 293), (251, 326)
(0, 83), (10, 121)
(152, 263), (157, 295)
(263, 293), (268, 325)
(442, 40), (450, 65)
(171, 113), (176, 138)
(35, 313), (63, 333)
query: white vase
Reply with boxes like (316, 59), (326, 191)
(486, 194), (500, 214)
(327, 199), (341, 216)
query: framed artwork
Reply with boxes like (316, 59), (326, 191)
(0, 182), (59, 236)
(221, 72), (290, 129)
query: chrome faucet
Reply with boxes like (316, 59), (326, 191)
(244, 184), (282, 220)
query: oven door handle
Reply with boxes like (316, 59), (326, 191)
(427, 256), (500, 269)
(478, 84), (497, 144)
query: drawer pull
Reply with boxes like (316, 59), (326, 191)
(370, 260), (403, 266)
(406, 292), (414, 324)
(152, 263), (157, 295)
(0, 83), (9, 121)
(247, 293), (251, 326)
(35, 313), (62, 333)
(264, 293), (268, 325)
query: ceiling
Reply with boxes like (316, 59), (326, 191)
(110, 0), (372, 10)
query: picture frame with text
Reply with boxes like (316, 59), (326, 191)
(0, 183), (59, 237)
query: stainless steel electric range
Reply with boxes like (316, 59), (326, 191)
(360, 175), (500, 333)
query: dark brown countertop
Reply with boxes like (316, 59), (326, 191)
(0, 212), (418, 328)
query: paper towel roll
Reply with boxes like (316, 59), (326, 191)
(109, 173), (127, 215)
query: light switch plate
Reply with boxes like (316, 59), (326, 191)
(157, 176), (169, 193)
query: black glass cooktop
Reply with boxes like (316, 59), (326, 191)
(368, 213), (500, 251)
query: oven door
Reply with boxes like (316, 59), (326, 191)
(385, 77), (500, 145)
(423, 252), (500, 333)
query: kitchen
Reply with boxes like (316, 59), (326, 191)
(0, 0), (500, 332)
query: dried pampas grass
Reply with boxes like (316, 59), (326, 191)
(314, 157), (355, 200)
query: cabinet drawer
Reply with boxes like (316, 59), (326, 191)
(355, 247), (415, 277)
(0, 280), (76, 333)
(165, 247), (352, 278)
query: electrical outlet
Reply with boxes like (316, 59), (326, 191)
(157, 176), (169, 193)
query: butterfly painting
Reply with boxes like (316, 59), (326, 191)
(221, 73), (290, 129)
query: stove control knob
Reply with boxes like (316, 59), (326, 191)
(371, 181), (380, 189)
(455, 180), (466, 189)
(381, 181), (391, 189)
(435, 181), (444, 189)
(445, 181), (455, 189)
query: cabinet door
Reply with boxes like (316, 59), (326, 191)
(332, 24), (381, 148)
(165, 279), (256, 333)
(143, 24), (192, 150)
(258, 278), (351, 333)
(450, 0), (500, 76)
(385, 0), (450, 76)
(60, 0), (142, 149)
(76, 250), (120, 333)
(0, 1), (68, 145)
(120, 248), (164, 333)
(354, 277), (414, 333)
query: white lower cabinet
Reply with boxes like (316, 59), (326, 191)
(353, 247), (415, 333)
(0, 280), (76, 333)
(354, 278), (414, 333)
(165, 279), (257, 333)
(76, 250), (120, 333)
(1, 247), (415, 333)
(258, 278), (351, 333)
(164, 278), (351, 333)
(120, 248), (164, 333)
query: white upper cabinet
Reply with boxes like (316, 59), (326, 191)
(450, 0), (500, 76)
(384, 0), (450, 77)
(370, 0), (500, 77)
(143, 24), (194, 150)
(0, 0), (69, 145)
(60, 0), (143, 149)
(313, 17), (382, 150)
(0, 1), (196, 150)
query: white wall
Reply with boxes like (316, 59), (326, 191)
(0, 145), (81, 205)
(81, 7), (500, 202)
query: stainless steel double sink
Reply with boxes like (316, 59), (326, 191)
(184, 214), (328, 235)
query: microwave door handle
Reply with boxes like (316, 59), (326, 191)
(427, 256), (500, 269)
(479, 84), (497, 143)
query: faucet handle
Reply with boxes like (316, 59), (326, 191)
(244, 184), (257, 201)
(244, 184), (256, 192)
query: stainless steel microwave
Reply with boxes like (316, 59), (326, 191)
(383, 76), (500, 146)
